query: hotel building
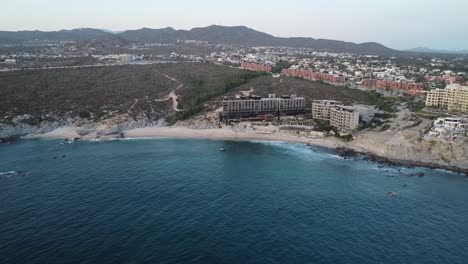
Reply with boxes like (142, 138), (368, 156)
(426, 84), (468, 113)
(223, 94), (305, 119)
(311, 100), (343, 120)
(312, 100), (360, 131)
(330, 105), (360, 131)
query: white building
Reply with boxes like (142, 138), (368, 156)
(312, 100), (360, 131)
(426, 84), (468, 113)
(330, 105), (360, 131)
(425, 116), (468, 141)
(4, 59), (17, 64)
(312, 100), (342, 120)
(433, 117), (467, 132)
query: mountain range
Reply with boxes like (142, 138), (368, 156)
(405, 46), (468, 55)
(0, 25), (463, 56)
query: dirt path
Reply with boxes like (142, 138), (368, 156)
(241, 87), (254, 96)
(127, 99), (139, 114)
(154, 72), (183, 112)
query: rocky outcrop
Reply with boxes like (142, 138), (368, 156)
(349, 138), (468, 173)
(0, 113), (168, 139)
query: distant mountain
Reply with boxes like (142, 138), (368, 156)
(118, 27), (177, 43)
(117, 25), (396, 55)
(0, 25), (397, 55)
(0, 28), (113, 44)
(405, 46), (468, 55)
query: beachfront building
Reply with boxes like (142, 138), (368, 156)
(312, 100), (360, 131)
(311, 100), (343, 120)
(424, 116), (468, 141)
(223, 94), (306, 119)
(330, 105), (360, 131)
(426, 84), (468, 113)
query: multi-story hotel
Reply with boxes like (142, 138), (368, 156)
(311, 100), (343, 120)
(312, 100), (360, 131)
(426, 84), (468, 113)
(223, 94), (306, 119)
(330, 105), (360, 131)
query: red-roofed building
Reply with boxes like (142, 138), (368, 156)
(241, 62), (272, 73)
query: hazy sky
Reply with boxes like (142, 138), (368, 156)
(2, 0), (468, 50)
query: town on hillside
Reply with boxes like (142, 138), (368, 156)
(1, 29), (467, 146)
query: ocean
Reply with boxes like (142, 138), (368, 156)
(1, 138), (467, 264)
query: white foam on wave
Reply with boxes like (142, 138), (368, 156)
(248, 139), (288, 145)
(120, 137), (170, 141)
(0, 171), (17, 176)
(327, 154), (345, 160)
(434, 168), (461, 175)
(252, 140), (332, 161)
(86, 137), (171, 142)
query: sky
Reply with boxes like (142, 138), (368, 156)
(2, 0), (468, 50)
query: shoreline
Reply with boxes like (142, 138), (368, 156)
(7, 126), (468, 176)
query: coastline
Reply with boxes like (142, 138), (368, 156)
(12, 126), (468, 176)
(123, 126), (343, 149)
(23, 126), (342, 149)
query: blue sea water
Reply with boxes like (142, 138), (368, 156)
(1, 138), (468, 264)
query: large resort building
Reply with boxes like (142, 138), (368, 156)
(311, 100), (343, 120)
(426, 84), (468, 113)
(330, 105), (360, 131)
(312, 100), (360, 131)
(223, 94), (306, 120)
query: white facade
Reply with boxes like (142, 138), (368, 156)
(4, 59), (17, 64)
(330, 105), (360, 131)
(311, 100), (342, 120)
(312, 100), (360, 131)
(426, 84), (468, 113)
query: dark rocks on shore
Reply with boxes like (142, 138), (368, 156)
(367, 155), (400, 167)
(0, 136), (19, 144)
(336, 147), (358, 159)
(407, 172), (425, 177)
(336, 147), (468, 177)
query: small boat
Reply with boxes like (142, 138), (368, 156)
(219, 147), (226, 152)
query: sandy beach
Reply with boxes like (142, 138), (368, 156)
(25, 125), (343, 149)
(123, 126), (344, 149)
(26, 127), (81, 139)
